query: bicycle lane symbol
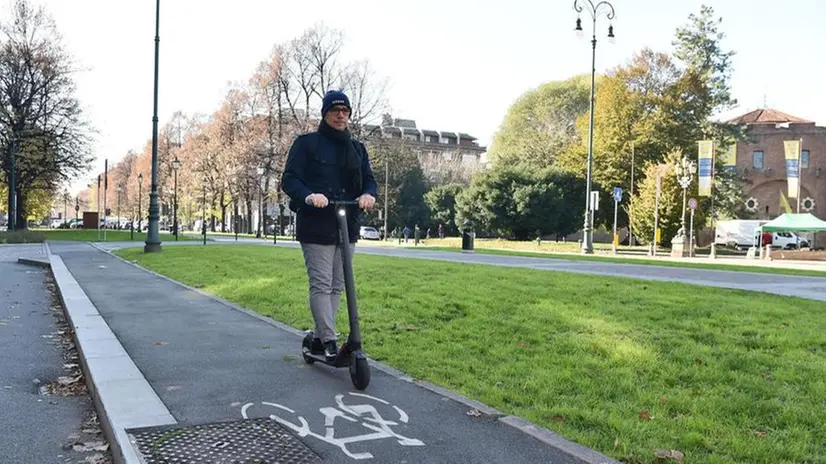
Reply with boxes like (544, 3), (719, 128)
(241, 392), (425, 460)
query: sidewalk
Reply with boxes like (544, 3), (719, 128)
(0, 244), (111, 463)
(48, 241), (616, 464)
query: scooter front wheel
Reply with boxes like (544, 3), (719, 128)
(349, 352), (370, 390)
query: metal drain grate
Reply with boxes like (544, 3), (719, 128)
(129, 417), (322, 464)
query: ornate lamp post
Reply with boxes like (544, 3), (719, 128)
(138, 173), (144, 233)
(144, 0), (163, 252)
(117, 185), (122, 230)
(574, 0), (615, 254)
(256, 166), (265, 239)
(671, 156), (696, 257)
(172, 157), (180, 241)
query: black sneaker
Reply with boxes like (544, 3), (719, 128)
(323, 340), (338, 361)
(311, 338), (324, 355)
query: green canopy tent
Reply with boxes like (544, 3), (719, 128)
(760, 213), (826, 233)
(758, 213), (826, 249)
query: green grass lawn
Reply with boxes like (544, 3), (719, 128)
(115, 245), (826, 464)
(39, 229), (200, 242)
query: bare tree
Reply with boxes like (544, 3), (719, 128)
(341, 59), (389, 138)
(302, 22), (344, 98)
(0, 0), (93, 228)
(418, 151), (481, 186)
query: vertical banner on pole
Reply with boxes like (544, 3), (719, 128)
(722, 142), (737, 170)
(784, 140), (800, 199)
(697, 140), (713, 196)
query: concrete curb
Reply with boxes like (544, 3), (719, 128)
(96, 242), (620, 464)
(46, 244), (176, 464)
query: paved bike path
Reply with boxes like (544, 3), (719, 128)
(50, 242), (613, 464)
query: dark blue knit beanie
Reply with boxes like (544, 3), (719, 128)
(321, 90), (351, 118)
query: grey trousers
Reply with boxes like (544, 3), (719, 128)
(300, 242), (356, 342)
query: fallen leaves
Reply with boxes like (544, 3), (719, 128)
(83, 454), (110, 464)
(750, 430), (768, 439)
(654, 449), (684, 462)
(44, 374), (87, 396)
(71, 441), (109, 453)
(639, 410), (654, 421)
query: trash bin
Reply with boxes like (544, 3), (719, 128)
(461, 220), (475, 253)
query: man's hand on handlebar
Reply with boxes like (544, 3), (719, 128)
(358, 194), (376, 210)
(305, 193), (329, 208)
(304, 193), (375, 210)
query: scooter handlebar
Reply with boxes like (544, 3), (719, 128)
(304, 196), (360, 208)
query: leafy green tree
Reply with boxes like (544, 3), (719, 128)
(455, 165), (584, 240)
(488, 75), (591, 168)
(629, 150), (683, 246)
(366, 138), (429, 232)
(425, 183), (463, 236)
(557, 5), (745, 235)
(671, 4), (745, 225)
(556, 49), (682, 231)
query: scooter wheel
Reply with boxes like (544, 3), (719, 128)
(301, 333), (316, 364)
(349, 353), (370, 390)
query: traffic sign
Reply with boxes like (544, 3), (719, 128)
(689, 198), (698, 210)
(613, 187), (623, 202)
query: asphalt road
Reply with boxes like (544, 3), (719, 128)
(95, 239), (826, 302)
(0, 247), (108, 463)
(53, 242), (603, 464)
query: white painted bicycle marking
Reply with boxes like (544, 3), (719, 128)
(241, 392), (425, 460)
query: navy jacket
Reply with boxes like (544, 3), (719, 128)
(281, 131), (379, 244)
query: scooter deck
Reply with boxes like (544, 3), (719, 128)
(302, 351), (351, 368)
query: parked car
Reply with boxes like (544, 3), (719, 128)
(359, 226), (380, 240)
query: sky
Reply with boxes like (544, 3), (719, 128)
(17, 0), (826, 195)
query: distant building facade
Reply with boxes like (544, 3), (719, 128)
(727, 108), (825, 221)
(364, 115), (487, 184)
(724, 108), (826, 246)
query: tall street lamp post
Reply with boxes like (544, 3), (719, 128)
(138, 173), (144, 233)
(256, 166), (265, 239)
(172, 157), (180, 241)
(145, 0), (163, 252)
(63, 190), (68, 226)
(574, 0), (615, 254)
(117, 186), (122, 230)
(671, 156), (696, 258)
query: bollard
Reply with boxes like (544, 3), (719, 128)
(765, 244), (772, 261)
(461, 220), (475, 253)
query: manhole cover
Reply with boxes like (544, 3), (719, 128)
(128, 418), (322, 463)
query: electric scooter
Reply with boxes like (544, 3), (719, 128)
(301, 199), (371, 391)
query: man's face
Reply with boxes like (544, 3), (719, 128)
(324, 105), (350, 131)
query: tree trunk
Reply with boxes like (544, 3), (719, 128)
(14, 188), (27, 230)
(220, 190), (227, 233)
(233, 201), (239, 233)
(262, 177), (271, 237)
(246, 197), (253, 235)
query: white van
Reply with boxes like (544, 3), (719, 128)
(715, 220), (809, 249)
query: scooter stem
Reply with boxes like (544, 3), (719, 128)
(335, 204), (362, 351)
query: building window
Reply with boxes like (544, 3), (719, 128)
(425, 136), (433, 143)
(801, 150), (810, 169)
(752, 151), (764, 170)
